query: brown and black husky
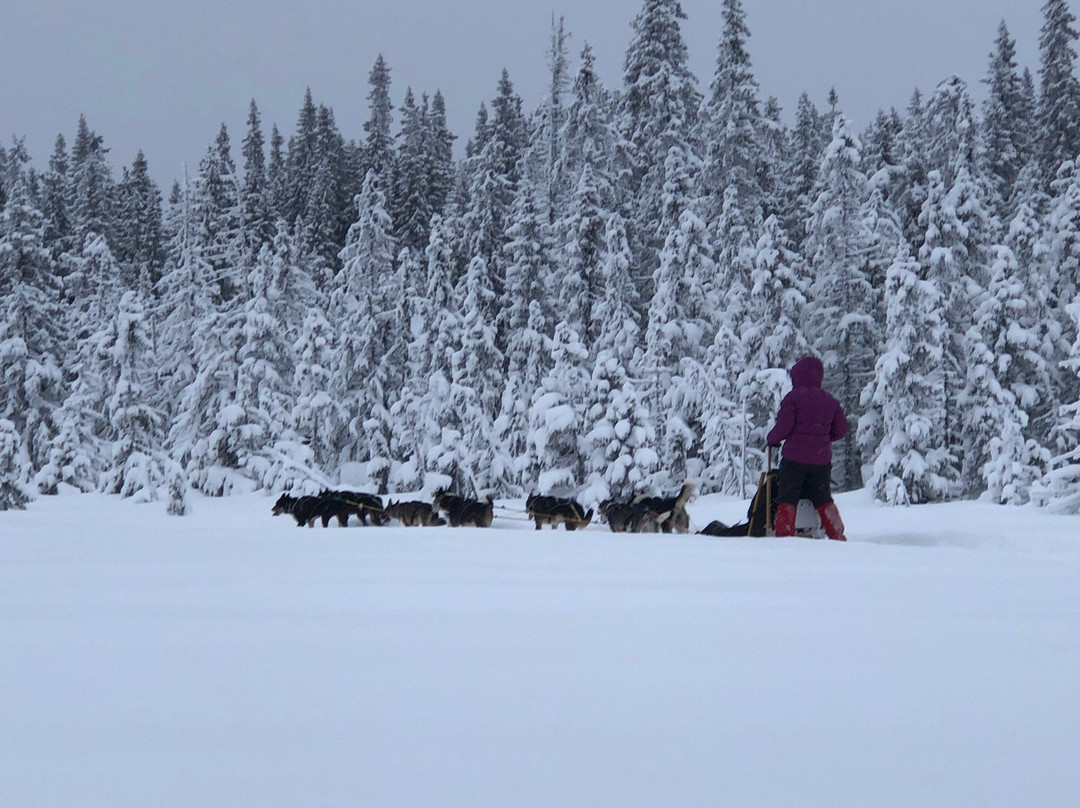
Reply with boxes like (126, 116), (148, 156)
(432, 489), (494, 528)
(598, 498), (666, 533)
(633, 481), (695, 534)
(384, 499), (447, 526)
(272, 492), (353, 527)
(525, 493), (594, 531)
(319, 489), (390, 526)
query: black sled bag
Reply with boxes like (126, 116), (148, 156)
(699, 469), (778, 537)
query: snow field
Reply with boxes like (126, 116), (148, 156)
(1, 490), (1079, 808)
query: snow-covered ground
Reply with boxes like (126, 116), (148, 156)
(2, 489), (1079, 808)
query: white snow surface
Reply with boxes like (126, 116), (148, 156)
(2, 489), (1079, 808)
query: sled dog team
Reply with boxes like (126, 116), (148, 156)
(272, 484), (692, 534)
(273, 357), (849, 540)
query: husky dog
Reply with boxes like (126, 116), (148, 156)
(384, 499), (446, 527)
(633, 481), (695, 534)
(432, 489), (494, 528)
(272, 493), (353, 528)
(319, 490), (390, 526)
(598, 498), (667, 534)
(526, 493), (594, 531)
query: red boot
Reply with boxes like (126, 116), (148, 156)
(817, 502), (846, 541)
(773, 503), (797, 537)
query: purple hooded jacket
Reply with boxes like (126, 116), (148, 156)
(766, 356), (849, 465)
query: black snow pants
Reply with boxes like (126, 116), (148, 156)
(776, 458), (834, 508)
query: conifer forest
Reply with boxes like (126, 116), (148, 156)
(3, 0), (1080, 514)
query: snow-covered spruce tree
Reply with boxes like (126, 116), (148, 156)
(240, 100), (274, 252)
(293, 305), (342, 476)
(113, 150), (165, 295)
(166, 160), (247, 497)
(854, 173), (905, 463)
(392, 88), (434, 253)
(1043, 158), (1080, 335)
(739, 213), (809, 442)
(620, 0), (701, 299)
(923, 81), (1001, 489)
(488, 69), (530, 191)
(282, 90), (319, 235)
(642, 155), (715, 487)
(749, 214), (810, 364)
(232, 240), (306, 491)
(788, 93), (827, 245)
(915, 171), (975, 487)
(860, 108), (903, 185)
(0, 419), (33, 510)
(155, 175), (208, 428)
(559, 163), (607, 347)
(362, 55), (394, 181)
(266, 124), (287, 224)
(959, 245), (1049, 503)
(298, 104), (352, 283)
(595, 211), (642, 351)
(40, 134), (74, 264)
(866, 244), (954, 505)
(454, 255), (510, 492)
(1006, 164), (1062, 451)
(1031, 298), (1080, 513)
(500, 185), (554, 340)
(35, 397), (100, 495)
(194, 124), (245, 304)
(420, 254), (504, 497)
(169, 307), (245, 496)
(1008, 163), (1049, 275)
(459, 71), (528, 283)
(981, 21), (1033, 218)
(43, 234), (121, 495)
(861, 169), (904, 286)
(697, 0), (763, 227)
(166, 462), (190, 517)
(1038, 0), (1080, 190)
(69, 115), (115, 246)
(583, 351), (657, 504)
(759, 96), (797, 228)
(710, 183), (755, 342)
(383, 245), (427, 490)
(497, 187), (555, 484)
(0, 150), (65, 477)
(499, 301), (550, 491)
(424, 90), (456, 219)
(458, 80), (527, 352)
(413, 215), (465, 492)
(803, 114), (875, 490)
(331, 170), (402, 491)
(64, 231), (123, 343)
(37, 227), (122, 495)
(892, 90), (932, 250)
(699, 319), (751, 496)
(519, 15), (571, 224)
(581, 212), (656, 501)
(100, 291), (168, 501)
(520, 322), (591, 494)
(265, 221), (318, 348)
(560, 43), (620, 211)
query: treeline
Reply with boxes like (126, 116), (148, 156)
(2, 0), (1080, 514)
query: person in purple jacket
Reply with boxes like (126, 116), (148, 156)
(765, 356), (849, 541)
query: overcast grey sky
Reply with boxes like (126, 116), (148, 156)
(1, 0), (1049, 188)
